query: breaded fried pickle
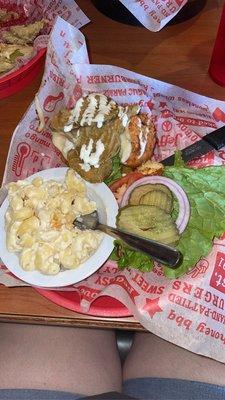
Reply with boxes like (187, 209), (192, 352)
(50, 93), (156, 183)
(0, 43), (33, 74)
(66, 119), (122, 183)
(2, 20), (45, 45)
(52, 93), (140, 131)
(0, 43), (33, 58)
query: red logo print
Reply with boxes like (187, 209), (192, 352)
(162, 120), (172, 132)
(43, 92), (64, 112)
(31, 150), (51, 169)
(187, 259), (209, 279)
(188, 151), (215, 168)
(67, 84), (83, 109)
(212, 107), (225, 123)
(12, 142), (31, 177)
(210, 252), (225, 294)
(76, 285), (101, 302)
(175, 0), (185, 5)
(112, 276), (139, 303)
(176, 116), (216, 129)
(153, 263), (164, 276)
(147, 99), (154, 110)
(143, 297), (163, 318)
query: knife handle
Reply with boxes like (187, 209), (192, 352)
(98, 223), (183, 269)
(204, 126), (225, 150)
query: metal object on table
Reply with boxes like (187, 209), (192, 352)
(161, 125), (225, 166)
(91, 0), (207, 27)
(74, 211), (183, 269)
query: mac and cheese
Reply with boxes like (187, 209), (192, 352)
(5, 169), (102, 275)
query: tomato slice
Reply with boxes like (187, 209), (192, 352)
(110, 172), (143, 204)
(109, 171), (143, 192)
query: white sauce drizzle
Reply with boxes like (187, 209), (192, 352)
(80, 139), (105, 171)
(93, 95), (115, 128)
(64, 124), (73, 133)
(122, 114), (128, 127)
(118, 106), (125, 118)
(80, 95), (98, 127)
(118, 106), (129, 127)
(72, 97), (84, 123)
(63, 94), (118, 131)
(63, 97), (84, 132)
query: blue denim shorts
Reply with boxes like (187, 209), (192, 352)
(1, 378), (225, 399)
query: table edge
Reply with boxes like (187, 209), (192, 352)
(0, 313), (145, 330)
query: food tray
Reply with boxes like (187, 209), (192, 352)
(36, 289), (131, 317)
(0, 48), (46, 99)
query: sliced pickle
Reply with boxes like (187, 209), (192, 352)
(129, 183), (172, 205)
(117, 205), (180, 246)
(129, 184), (155, 205)
(140, 190), (172, 213)
(117, 205), (167, 230)
(141, 224), (180, 246)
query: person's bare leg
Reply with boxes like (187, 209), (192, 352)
(123, 332), (225, 387)
(0, 323), (121, 395)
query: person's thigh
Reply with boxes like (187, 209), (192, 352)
(123, 332), (225, 385)
(0, 323), (121, 396)
(122, 333), (225, 399)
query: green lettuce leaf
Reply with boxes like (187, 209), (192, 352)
(107, 152), (225, 278)
(164, 165), (225, 278)
(110, 240), (153, 272)
(173, 150), (186, 168)
(104, 153), (122, 186)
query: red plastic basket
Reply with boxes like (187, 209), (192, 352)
(0, 48), (46, 99)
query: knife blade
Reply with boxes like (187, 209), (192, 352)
(161, 125), (225, 166)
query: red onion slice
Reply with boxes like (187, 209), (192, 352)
(120, 176), (190, 234)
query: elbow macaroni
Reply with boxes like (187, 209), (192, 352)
(5, 169), (102, 275)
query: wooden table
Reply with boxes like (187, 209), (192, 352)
(0, 0), (224, 330)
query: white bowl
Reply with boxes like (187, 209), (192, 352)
(0, 167), (118, 288)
